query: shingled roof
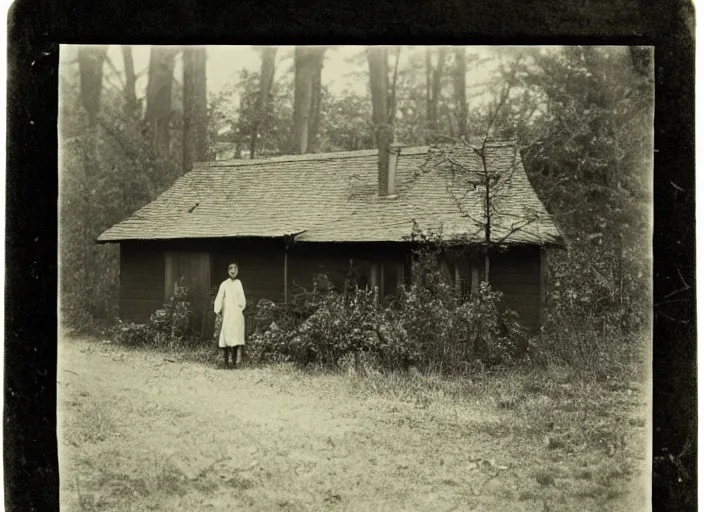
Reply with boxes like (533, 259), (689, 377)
(97, 142), (563, 246)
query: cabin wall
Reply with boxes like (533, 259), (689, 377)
(119, 242), (166, 323)
(209, 238), (286, 306)
(118, 238), (286, 337)
(288, 243), (408, 295)
(490, 246), (542, 332)
(117, 239), (408, 335)
(117, 239), (544, 335)
(289, 244), (353, 292)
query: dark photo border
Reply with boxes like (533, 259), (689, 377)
(6, 1), (695, 510)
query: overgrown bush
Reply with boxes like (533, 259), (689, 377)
(247, 251), (524, 373)
(384, 279), (523, 371)
(527, 316), (603, 370)
(520, 240), (650, 380)
(246, 299), (304, 364)
(109, 321), (152, 347)
(525, 301), (646, 380)
(111, 285), (200, 350)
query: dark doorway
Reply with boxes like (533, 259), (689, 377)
(164, 251), (212, 338)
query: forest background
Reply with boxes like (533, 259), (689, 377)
(58, 45), (653, 341)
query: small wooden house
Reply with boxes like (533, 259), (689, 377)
(98, 142), (563, 337)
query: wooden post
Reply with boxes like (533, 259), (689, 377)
(396, 261), (404, 291)
(483, 250), (490, 284)
(164, 252), (174, 301)
(284, 249), (289, 304)
(369, 262), (379, 303)
(369, 262), (378, 289)
(539, 247), (548, 327)
(471, 265), (479, 292)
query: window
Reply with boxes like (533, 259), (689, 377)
(365, 260), (404, 297)
(440, 254), (482, 297)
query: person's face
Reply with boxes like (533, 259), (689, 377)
(228, 264), (238, 279)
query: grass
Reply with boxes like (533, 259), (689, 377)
(58, 333), (649, 511)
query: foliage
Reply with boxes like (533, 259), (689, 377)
(516, 47), (652, 338)
(290, 286), (381, 366)
(245, 298), (306, 364)
(208, 69), (294, 159)
(111, 285), (200, 350)
(248, 248), (523, 373)
(318, 89), (374, 151)
(60, 56), (188, 330)
(423, 47), (652, 352)
(395, 245), (524, 369)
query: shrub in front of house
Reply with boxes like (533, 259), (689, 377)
(248, 285), (380, 366)
(291, 286), (381, 366)
(247, 268), (523, 373)
(111, 285), (200, 350)
(525, 309), (634, 380)
(111, 321), (153, 347)
(246, 299), (306, 364)
(524, 270), (646, 379)
(384, 280), (522, 371)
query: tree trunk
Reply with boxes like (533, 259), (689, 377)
(250, 47), (277, 158)
(77, 46), (107, 292)
(120, 45), (139, 119)
(234, 92), (247, 159)
(183, 47), (208, 173)
(308, 57), (323, 152)
(453, 47), (468, 140)
(77, 46), (107, 127)
(145, 46), (178, 159)
(388, 47), (402, 124)
(425, 48), (431, 133)
(483, 249), (491, 284)
(292, 47), (325, 154)
(426, 47), (447, 142)
(368, 47), (393, 197)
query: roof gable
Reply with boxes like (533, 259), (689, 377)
(98, 143), (563, 246)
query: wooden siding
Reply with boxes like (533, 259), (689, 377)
(490, 246), (542, 332)
(119, 242), (165, 323)
(288, 244), (354, 293)
(208, 239), (286, 339)
(209, 239), (286, 307)
(119, 239), (286, 335)
(117, 239), (544, 336)
(288, 243), (407, 296)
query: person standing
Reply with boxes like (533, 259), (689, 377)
(214, 262), (247, 368)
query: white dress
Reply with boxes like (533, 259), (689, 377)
(214, 278), (247, 347)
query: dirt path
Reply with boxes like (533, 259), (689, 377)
(58, 336), (648, 511)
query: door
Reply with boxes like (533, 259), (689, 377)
(164, 252), (212, 339)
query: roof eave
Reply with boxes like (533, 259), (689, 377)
(95, 231), (307, 244)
